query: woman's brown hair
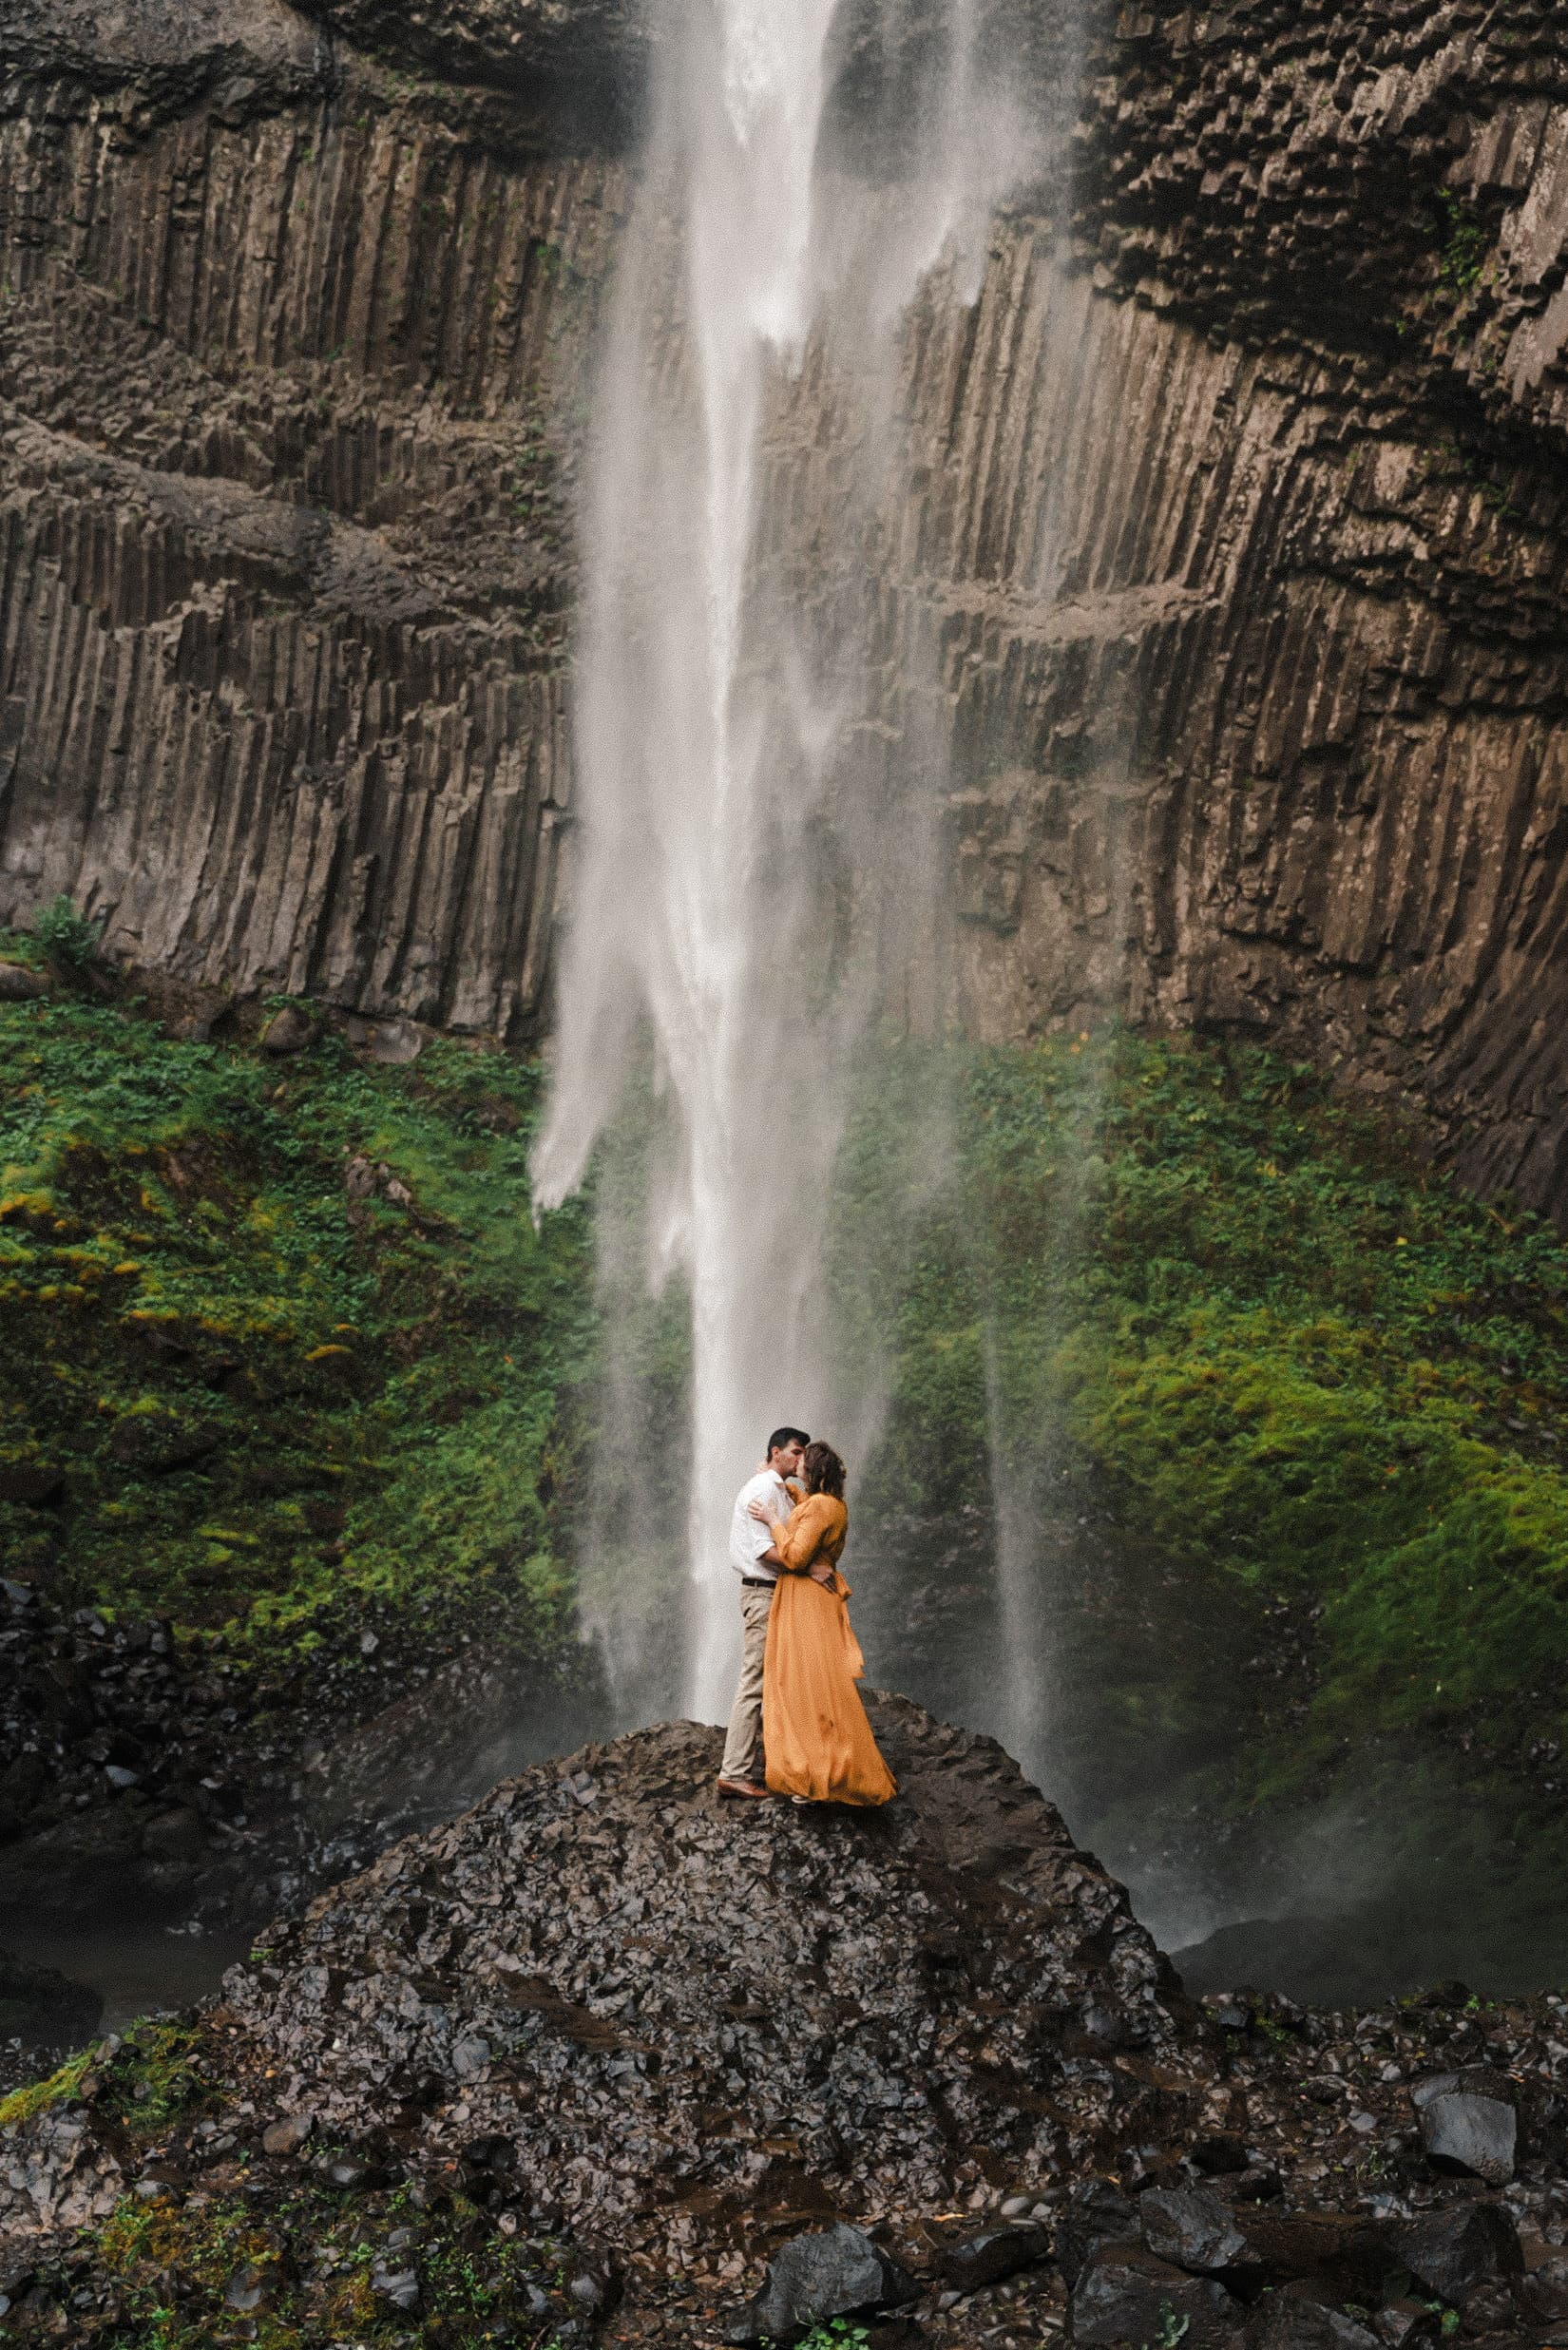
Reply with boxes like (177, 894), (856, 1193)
(801, 1440), (846, 1500)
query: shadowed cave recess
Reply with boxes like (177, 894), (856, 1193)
(6, 0), (1568, 2083)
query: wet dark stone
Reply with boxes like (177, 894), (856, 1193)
(0, 963), (47, 1002)
(1057, 2182), (1140, 2289)
(209, 1706), (1182, 2264)
(0, 1463), (64, 1506)
(1410, 2069), (1516, 2185)
(1226, 2213), (1394, 2306)
(1389, 2202), (1522, 2308)
(1140, 2185), (1257, 2283)
(259, 2112), (314, 2157)
(722, 2225), (919, 2344)
(1192, 2133), (1252, 2176)
(0, 1947), (102, 2064)
(1069, 2241), (1242, 2345)
(936, 2222), (1052, 2291)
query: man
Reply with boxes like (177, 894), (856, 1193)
(716, 1425), (809, 1800)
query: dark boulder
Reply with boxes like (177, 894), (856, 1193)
(721, 2225), (919, 2345)
(258, 1004), (318, 1057)
(937, 2221), (1052, 2292)
(0, 1463), (64, 1506)
(1389, 2202), (1522, 2308)
(1070, 2242), (1242, 2345)
(1410, 2069), (1516, 2186)
(1140, 2185), (1258, 2284)
(211, 1707), (1183, 2266)
(0, 964), (47, 1002)
(1192, 2133), (1252, 2176)
(1139, 2192), (1390, 2307)
(1058, 2181), (1140, 2288)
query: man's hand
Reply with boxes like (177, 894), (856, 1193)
(809, 1559), (835, 1586)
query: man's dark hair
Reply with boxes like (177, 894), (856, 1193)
(766, 1425), (810, 1460)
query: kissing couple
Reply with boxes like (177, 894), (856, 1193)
(715, 1426), (897, 1807)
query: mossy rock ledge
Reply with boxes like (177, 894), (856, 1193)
(3, 1702), (1566, 2347)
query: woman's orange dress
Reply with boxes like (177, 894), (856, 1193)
(762, 1495), (897, 1806)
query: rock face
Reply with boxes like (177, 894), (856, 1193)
(5, 1), (1568, 1200)
(0, 0), (611, 1041)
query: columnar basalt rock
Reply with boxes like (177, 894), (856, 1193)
(0, 14), (618, 1039)
(4, 0), (1568, 1200)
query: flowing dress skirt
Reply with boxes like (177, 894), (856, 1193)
(762, 1572), (897, 1805)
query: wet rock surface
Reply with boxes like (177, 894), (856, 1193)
(1414, 2070), (1519, 2186)
(0, 1708), (1565, 2348)
(721, 2221), (919, 2344)
(213, 1700), (1186, 2253)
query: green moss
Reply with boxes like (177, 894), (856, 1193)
(85, 2168), (586, 2347)
(1435, 185), (1489, 298)
(0, 2022), (220, 2142)
(0, 2046), (91, 2130)
(0, 1000), (591, 1651)
(839, 1032), (1568, 1784)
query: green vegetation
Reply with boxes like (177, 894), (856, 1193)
(91, 2177), (578, 2347)
(31, 892), (105, 969)
(841, 1030), (1568, 1779)
(0, 981), (590, 1653)
(0, 2045), (93, 2131)
(1435, 186), (1489, 299)
(8, 962), (1568, 1813)
(0, 2020), (211, 2136)
(0, 2012), (584, 2346)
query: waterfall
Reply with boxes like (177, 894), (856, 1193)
(533, 0), (1043, 1723)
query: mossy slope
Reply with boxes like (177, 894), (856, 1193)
(0, 985), (589, 1654)
(846, 1032), (1568, 1795)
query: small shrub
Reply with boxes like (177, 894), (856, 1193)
(33, 893), (105, 968)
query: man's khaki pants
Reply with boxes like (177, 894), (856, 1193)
(718, 1581), (774, 1783)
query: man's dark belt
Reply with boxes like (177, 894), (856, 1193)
(741, 1576), (775, 1590)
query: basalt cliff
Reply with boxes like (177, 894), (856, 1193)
(4, 1), (1568, 1208)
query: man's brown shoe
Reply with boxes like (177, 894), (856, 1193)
(716, 1777), (773, 1800)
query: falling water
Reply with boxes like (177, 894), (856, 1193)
(533, 0), (1045, 1721)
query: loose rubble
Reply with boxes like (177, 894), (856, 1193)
(0, 1703), (1566, 2347)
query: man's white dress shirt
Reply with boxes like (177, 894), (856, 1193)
(729, 1468), (791, 1584)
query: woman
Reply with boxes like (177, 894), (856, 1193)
(748, 1441), (896, 1806)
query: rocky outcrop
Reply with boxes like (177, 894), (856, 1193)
(6, 1), (1568, 1198)
(2, 1710), (1566, 2347)
(209, 1701), (1186, 2256)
